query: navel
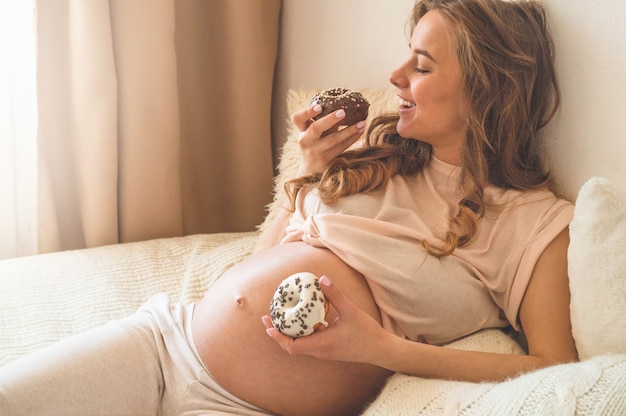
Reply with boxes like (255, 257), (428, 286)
(235, 295), (246, 309)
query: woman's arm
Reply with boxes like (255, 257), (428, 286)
(264, 228), (578, 382)
(261, 105), (366, 250)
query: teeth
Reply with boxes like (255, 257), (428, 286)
(400, 98), (416, 108)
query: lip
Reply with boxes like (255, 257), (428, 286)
(397, 95), (416, 115)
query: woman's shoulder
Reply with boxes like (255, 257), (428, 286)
(485, 185), (572, 208)
(482, 186), (574, 228)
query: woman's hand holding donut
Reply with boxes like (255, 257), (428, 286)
(292, 106), (365, 177)
(262, 275), (389, 366)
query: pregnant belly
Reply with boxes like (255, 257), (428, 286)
(192, 242), (392, 416)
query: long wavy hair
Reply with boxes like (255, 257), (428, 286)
(286, 0), (560, 256)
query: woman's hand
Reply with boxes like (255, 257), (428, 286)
(262, 275), (387, 365)
(292, 105), (365, 177)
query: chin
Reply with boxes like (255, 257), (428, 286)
(396, 124), (418, 141)
(395, 121), (410, 137)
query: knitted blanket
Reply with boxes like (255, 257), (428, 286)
(363, 354), (626, 415)
(0, 232), (257, 366)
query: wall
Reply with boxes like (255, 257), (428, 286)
(275, 0), (626, 201)
(542, 0), (626, 200)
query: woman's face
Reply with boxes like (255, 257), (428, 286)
(389, 10), (468, 165)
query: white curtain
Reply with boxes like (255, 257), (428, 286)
(36, 0), (121, 252)
(0, 0), (38, 260)
(0, 0), (280, 259)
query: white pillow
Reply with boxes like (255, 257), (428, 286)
(569, 177), (626, 360)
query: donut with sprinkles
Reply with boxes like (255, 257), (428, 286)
(269, 272), (329, 338)
(310, 87), (370, 132)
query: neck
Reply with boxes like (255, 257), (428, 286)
(432, 147), (461, 166)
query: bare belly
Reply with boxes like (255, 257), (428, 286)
(192, 242), (392, 416)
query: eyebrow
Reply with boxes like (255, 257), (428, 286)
(414, 48), (436, 63)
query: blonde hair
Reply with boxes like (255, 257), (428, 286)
(286, 0), (559, 256)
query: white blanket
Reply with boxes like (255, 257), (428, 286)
(0, 232), (257, 367)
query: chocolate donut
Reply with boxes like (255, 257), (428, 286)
(310, 88), (370, 129)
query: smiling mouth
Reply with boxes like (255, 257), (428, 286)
(399, 98), (416, 109)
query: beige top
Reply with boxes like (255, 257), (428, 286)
(281, 157), (574, 345)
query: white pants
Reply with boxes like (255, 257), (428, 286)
(0, 294), (271, 416)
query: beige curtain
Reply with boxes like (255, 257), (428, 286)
(36, 0), (280, 253)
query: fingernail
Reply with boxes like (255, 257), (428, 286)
(335, 109), (346, 118)
(313, 104), (322, 113)
(320, 275), (331, 286)
(356, 121), (365, 129)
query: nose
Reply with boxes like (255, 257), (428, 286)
(389, 62), (408, 89)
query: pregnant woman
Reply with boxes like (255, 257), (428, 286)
(0, 0), (578, 415)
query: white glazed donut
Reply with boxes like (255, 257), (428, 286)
(269, 272), (329, 338)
